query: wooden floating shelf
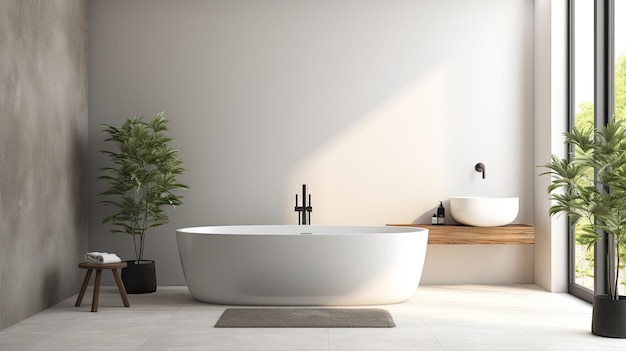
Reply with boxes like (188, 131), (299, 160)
(386, 224), (535, 245)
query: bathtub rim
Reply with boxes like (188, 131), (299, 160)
(176, 224), (429, 236)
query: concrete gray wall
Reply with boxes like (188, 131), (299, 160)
(89, 0), (535, 286)
(0, 0), (88, 330)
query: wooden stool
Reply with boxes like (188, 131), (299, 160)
(75, 262), (130, 312)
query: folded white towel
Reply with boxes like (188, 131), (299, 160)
(85, 252), (122, 264)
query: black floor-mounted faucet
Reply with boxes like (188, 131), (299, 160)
(295, 184), (313, 225)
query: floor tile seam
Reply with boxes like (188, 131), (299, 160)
(417, 314), (449, 351)
(137, 313), (244, 349)
(171, 299), (233, 330)
(231, 327), (330, 349)
(161, 299), (199, 321)
(327, 327), (331, 351)
(0, 333), (56, 350)
(7, 315), (110, 335)
(131, 304), (200, 350)
(136, 324), (170, 350)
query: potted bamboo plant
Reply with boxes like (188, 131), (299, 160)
(542, 119), (626, 337)
(99, 112), (189, 294)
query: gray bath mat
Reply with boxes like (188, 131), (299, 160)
(214, 308), (395, 328)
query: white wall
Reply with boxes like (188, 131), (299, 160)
(533, 0), (568, 292)
(89, 0), (535, 285)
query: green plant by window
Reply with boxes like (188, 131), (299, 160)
(542, 119), (626, 300)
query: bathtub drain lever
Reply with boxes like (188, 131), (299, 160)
(294, 184), (313, 225)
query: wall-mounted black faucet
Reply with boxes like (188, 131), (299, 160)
(295, 184), (313, 225)
(475, 163), (486, 179)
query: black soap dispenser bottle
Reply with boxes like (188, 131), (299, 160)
(437, 201), (445, 225)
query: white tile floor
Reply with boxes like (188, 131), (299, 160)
(1, 284), (625, 350)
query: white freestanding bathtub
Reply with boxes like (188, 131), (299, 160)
(176, 225), (428, 305)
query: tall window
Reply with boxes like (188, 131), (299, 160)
(570, 0), (595, 295)
(569, 0), (626, 299)
(613, 0), (626, 295)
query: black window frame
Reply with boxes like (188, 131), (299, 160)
(567, 0), (616, 302)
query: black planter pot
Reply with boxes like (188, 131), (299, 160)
(592, 295), (626, 338)
(121, 260), (157, 294)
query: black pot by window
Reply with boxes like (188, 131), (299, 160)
(592, 295), (626, 338)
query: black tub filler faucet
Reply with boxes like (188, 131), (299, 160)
(295, 184), (313, 225)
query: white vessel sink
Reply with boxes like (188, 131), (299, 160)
(450, 197), (519, 227)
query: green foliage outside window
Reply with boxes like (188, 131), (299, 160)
(572, 51), (626, 293)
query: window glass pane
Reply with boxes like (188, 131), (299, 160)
(572, 0), (595, 292)
(616, 0), (626, 123)
(614, 0), (626, 295)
